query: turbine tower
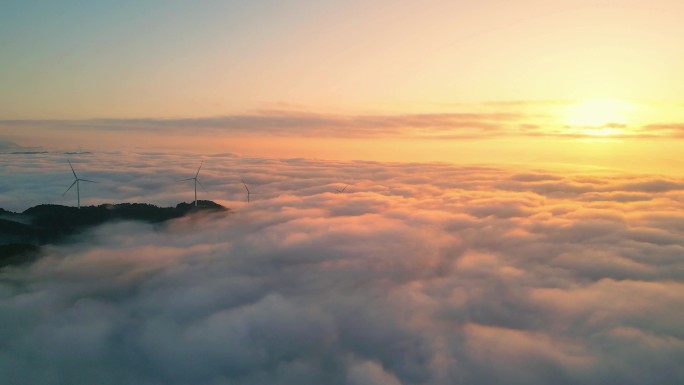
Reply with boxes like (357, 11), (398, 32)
(179, 161), (206, 206)
(63, 160), (97, 209)
(241, 180), (251, 203)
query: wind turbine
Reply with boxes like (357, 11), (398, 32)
(335, 184), (348, 193)
(63, 160), (97, 209)
(241, 179), (251, 203)
(179, 161), (206, 206)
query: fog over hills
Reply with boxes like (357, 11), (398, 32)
(1, 151), (683, 385)
(0, 200), (227, 268)
(4, 0), (684, 383)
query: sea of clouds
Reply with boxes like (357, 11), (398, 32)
(1, 151), (683, 384)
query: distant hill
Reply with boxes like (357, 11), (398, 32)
(0, 200), (228, 269)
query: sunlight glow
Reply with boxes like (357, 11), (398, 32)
(564, 100), (634, 134)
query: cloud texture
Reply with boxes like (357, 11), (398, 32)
(4, 108), (684, 141)
(0, 110), (521, 140)
(1, 152), (684, 384)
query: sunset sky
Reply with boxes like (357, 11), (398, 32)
(2, 0), (684, 172)
(2, 3), (684, 384)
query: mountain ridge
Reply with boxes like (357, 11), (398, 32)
(0, 200), (228, 268)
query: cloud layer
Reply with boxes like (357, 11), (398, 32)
(1, 152), (684, 384)
(0, 110), (523, 140)
(4, 107), (684, 141)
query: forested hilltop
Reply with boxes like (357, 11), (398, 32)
(0, 201), (227, 268)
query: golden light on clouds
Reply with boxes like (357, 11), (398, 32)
(1, 1), (684, 175)
(563, 99), (634, 132)
(2, 2), (684, 383)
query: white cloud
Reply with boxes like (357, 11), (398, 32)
(1, 151), (683, 384)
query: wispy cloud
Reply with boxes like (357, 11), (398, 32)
(4, 109), (684, 141)
(641, 123), (684, 137)
(0, 110), (522, 139)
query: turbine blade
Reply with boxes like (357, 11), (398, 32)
(177, 178), (194, 182)
(80, 179), (97, 183)
(196, 178), (207, 192)
(195, 161), (203, 178)
(67, 159), (78, 178)
(240, 179), (250, 193)
(341, 185), (348, 192)
(63, 180), (77, 196)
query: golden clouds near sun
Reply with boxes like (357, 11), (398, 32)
(564, 99), (634, 136)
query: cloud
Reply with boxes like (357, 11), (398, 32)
(0, 139), (22, 150)
(641, 123), (684, 137)
(1, 152), (684, 384)
(6, 108), (684, 143)
(0, 140), (45, 153)
(0, 110), (522, 140)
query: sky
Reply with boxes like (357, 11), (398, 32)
(2, 0), (684, 117)
(2, 0), (684, 172)
(2, 1), (684, 384)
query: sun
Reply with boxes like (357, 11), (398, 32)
(564, 99), (634, 136)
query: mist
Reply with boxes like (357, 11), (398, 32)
(1, 151), (683, 384)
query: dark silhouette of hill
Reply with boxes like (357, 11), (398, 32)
(1, 200), (227, 269)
